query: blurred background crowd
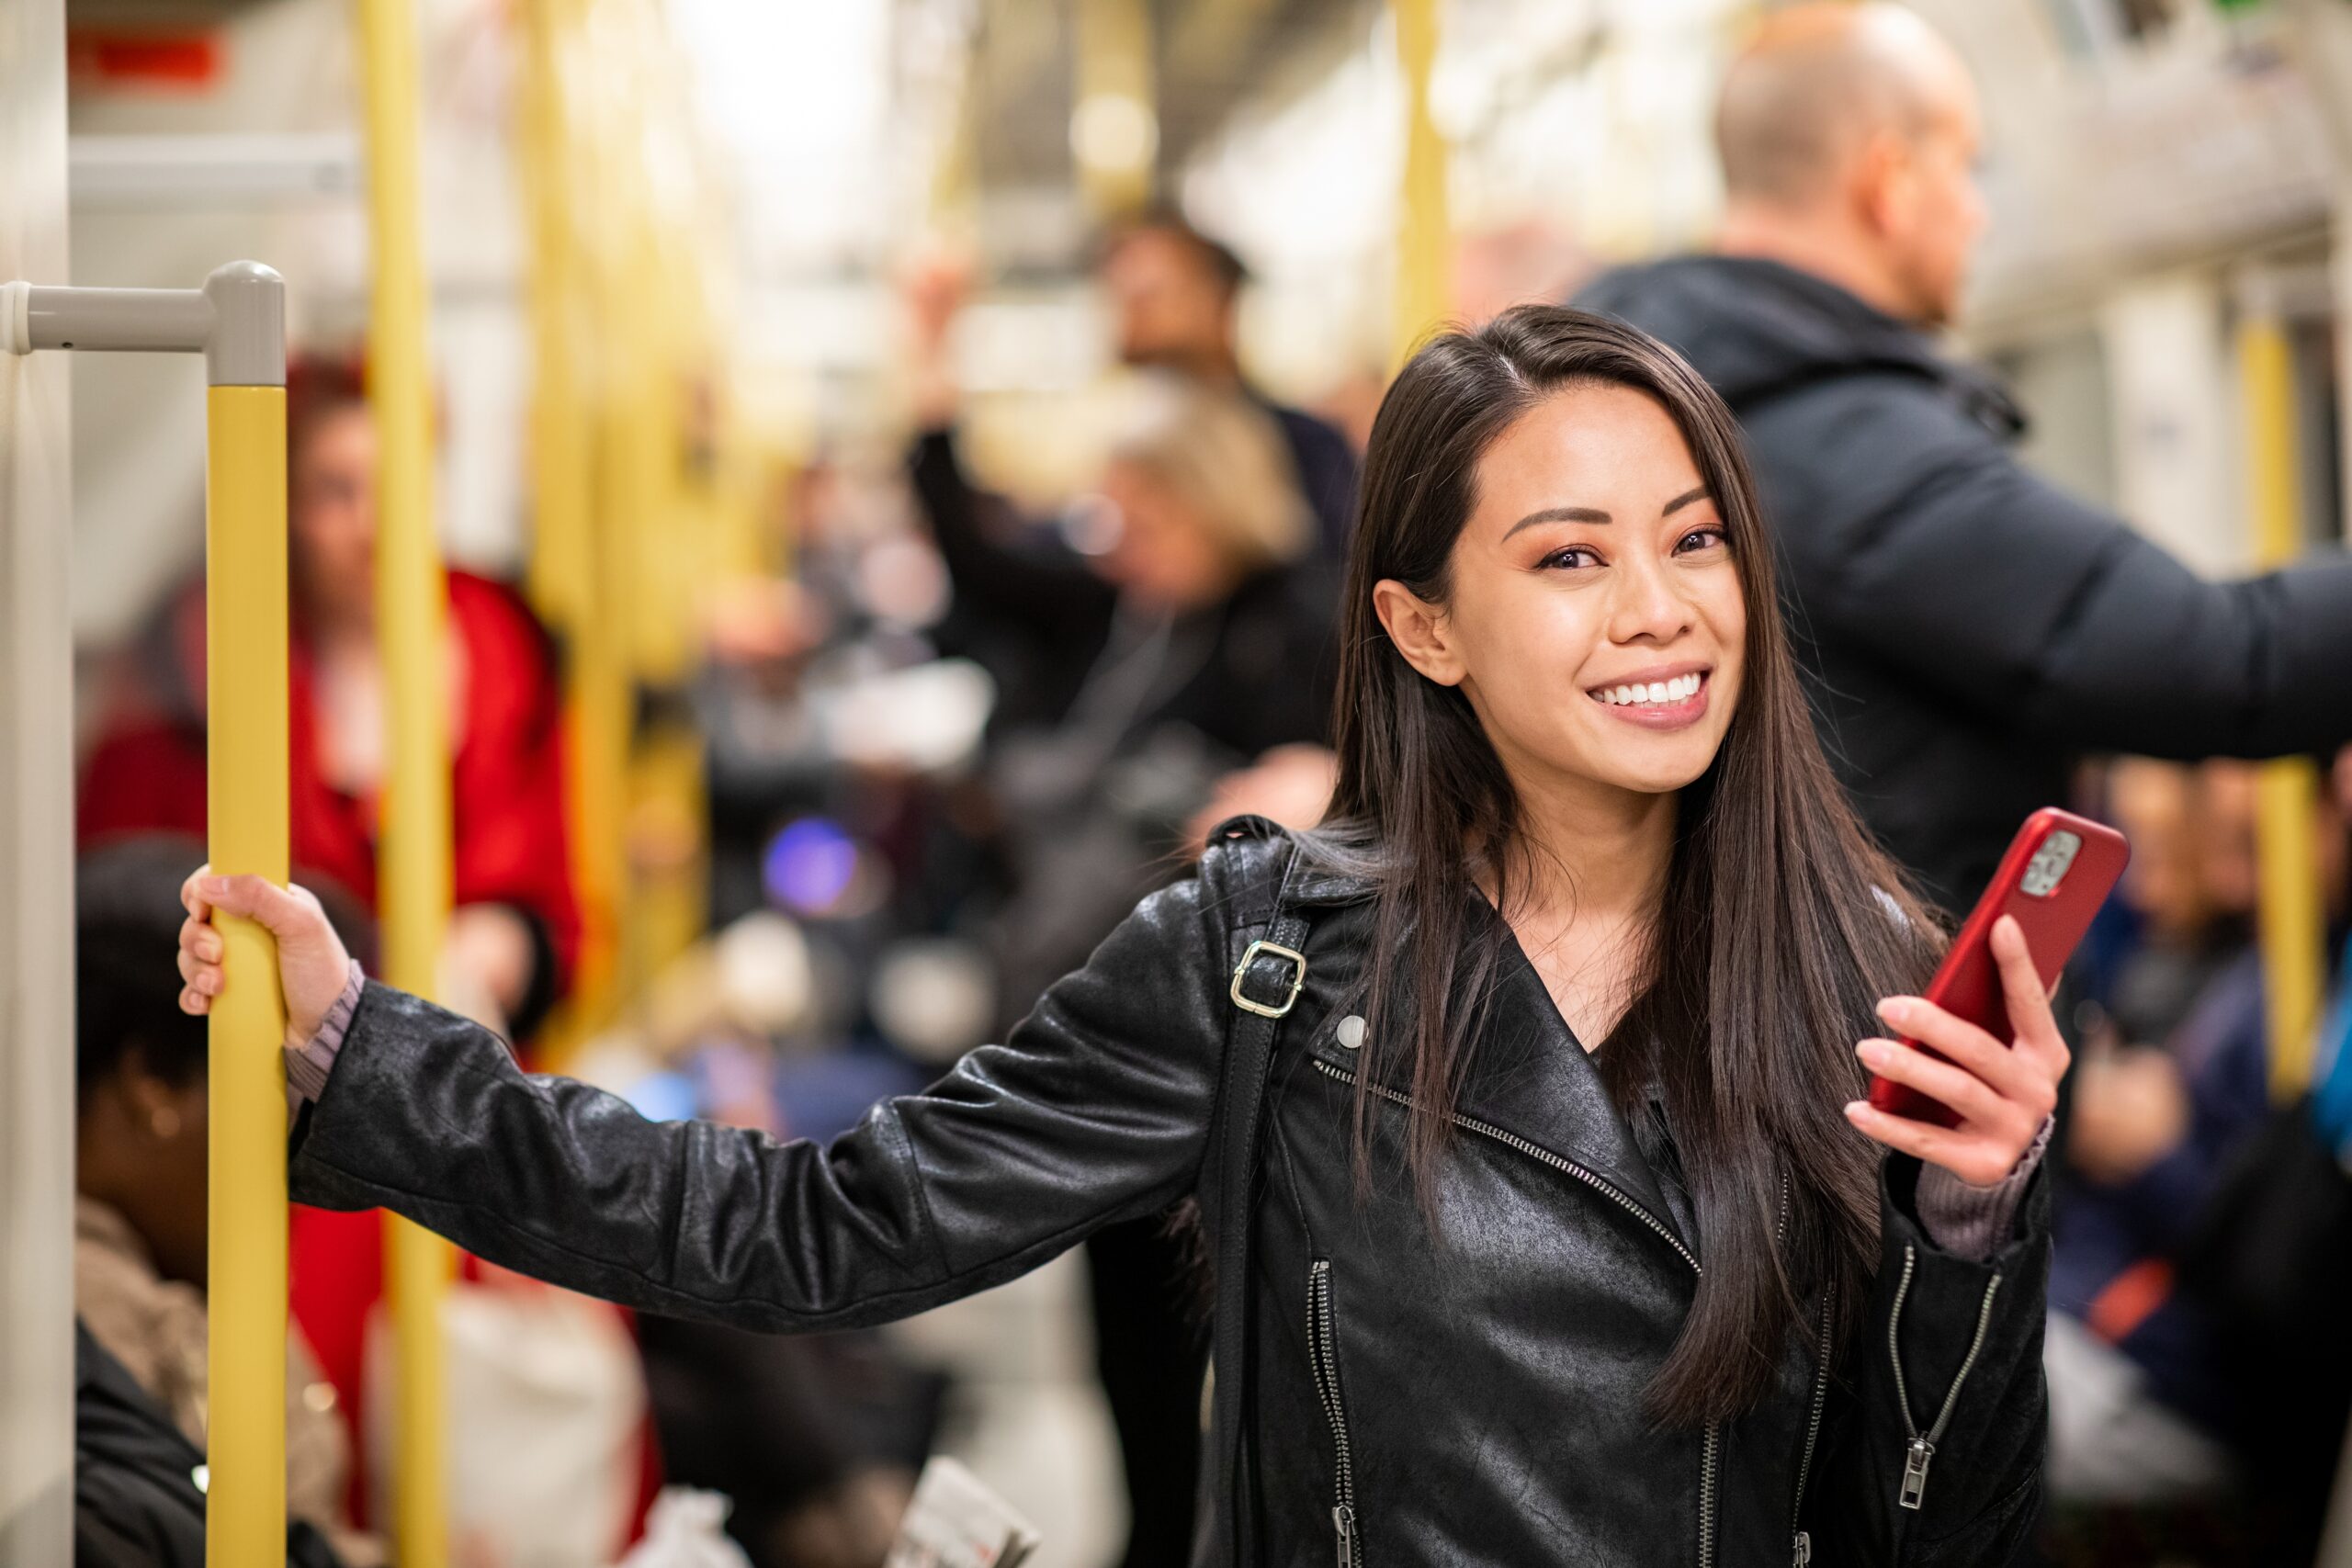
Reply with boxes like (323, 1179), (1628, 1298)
(15, 0), (2352, 1564)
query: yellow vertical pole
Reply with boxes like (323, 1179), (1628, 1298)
(1392, 0), (1451, 366)
(519, 0), (631, 1056)
(205, 378), (290, 1568)
(2237, 307), (2326, 1100)
(522, 0), (589, 637)
(356, 0), (453, 1558)
(1074, 0), (1156, 220)
(517, 0), (616, 1064)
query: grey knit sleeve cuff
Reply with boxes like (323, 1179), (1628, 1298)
(1914, 1115), (2053, 1262)
(284, 959), (367, 1111)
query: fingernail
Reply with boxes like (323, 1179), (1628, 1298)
(1842, 1100), (1867, 1119)
(1876, 998), (1910, 1024)
(1857, 1040), (1887, 1066)
(199, 875), (229, 896)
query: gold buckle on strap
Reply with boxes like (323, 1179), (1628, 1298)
(1229, 939), (1308, 1018)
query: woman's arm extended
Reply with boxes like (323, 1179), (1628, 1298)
(179, 862), (1251, 1334)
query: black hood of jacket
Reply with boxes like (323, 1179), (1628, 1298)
(1576, 254), (2024, 437)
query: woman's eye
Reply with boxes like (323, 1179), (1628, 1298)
(1675, 526), (1728, 554)
(1539, 546), (1601, 570)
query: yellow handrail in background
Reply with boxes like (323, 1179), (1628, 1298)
(2235, 301), (2327, 1102)
(1392, 0), (1451, 367)
(521, 0), (730, 1062)
(356, 0), (455, 1556)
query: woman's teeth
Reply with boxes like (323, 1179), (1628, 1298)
(1590, 671), (1703, 707)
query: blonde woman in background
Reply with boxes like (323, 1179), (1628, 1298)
(909, 341), (1336, 1568)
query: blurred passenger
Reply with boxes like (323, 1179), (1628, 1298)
(79, 355), (580, 1035)
(1575, 2), (2352, 914)
(983, 374), (1329, 1568)
(956, 371), (1330, 1008)
(2044, 766), (2258, 1506)
(1095, 214), (1359, 558)
(639, 1314), (935, 1568)
(76, 1322), (347, 1568)
(2042, 761), (2348, 1562)
(910, 274), (1337, 1562)
(74, 837), (380, 1567)
(906, 250), (1345, 737)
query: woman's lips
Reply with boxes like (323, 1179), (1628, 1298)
(1586, 670), (1712, 731)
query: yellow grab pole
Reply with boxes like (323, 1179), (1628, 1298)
(1392, 0), (1451, 367)
(2237, 304), (2327, 1100)
(3, 262), (289, 1567)
(200, 264), (294, 1568)
(356, 0), (454, 1558)
(521, 0), (589, 637)
(1073, 0), (1155, 220)
(206, 376), (291, 1568)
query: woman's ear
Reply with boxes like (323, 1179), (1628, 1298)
(1372, 579), (1465, 687)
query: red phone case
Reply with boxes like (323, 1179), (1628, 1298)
(1866, 807), (2130, 1128)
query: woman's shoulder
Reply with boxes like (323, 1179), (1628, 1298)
(1194, 816), (1378, 919)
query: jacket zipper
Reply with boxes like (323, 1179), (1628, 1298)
(1789, 1283), (1834, 1565)
(1308, 1259), (1360, 1567)
(1311, 1057), (1716, 1565)
(1884, 1243), (2003, 1512)
(1311, 1058), (1700, 1271)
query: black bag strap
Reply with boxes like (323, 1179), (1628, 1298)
(1203, 830), (1309, 1568)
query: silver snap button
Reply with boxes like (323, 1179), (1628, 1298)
(1335, 1015), (1365, 1050)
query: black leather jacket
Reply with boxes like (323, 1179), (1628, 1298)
(288, 829), (2050, 1566)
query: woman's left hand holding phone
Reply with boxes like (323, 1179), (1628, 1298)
(177, 869), (354, 1051)
(1843, 915), (2067, 1188)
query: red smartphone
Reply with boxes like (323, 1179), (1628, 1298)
(1866, 807), (2130, 1128)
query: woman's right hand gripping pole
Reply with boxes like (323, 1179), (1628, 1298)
(178, 868), (355, 1051)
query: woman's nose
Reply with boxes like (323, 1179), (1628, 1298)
(1607, 558), (1694, 645)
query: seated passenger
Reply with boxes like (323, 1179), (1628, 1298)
(74, 837), (381, 1566)
(76, 1320), (349, 1568)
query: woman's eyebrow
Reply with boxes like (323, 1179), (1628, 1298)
(1503, 504), (1611, 538)
(1502, 486), (1711, 539)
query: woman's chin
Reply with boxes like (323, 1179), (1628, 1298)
(1557, 728), (1724, 800)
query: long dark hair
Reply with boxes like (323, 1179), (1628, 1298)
(1309, 305), (1942, 1427)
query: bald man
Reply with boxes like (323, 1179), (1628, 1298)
(1577, 2), (2352, 913)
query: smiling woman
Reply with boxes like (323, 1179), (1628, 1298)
(1374, 381), (1746, 802)
(177, 303), (2065, 1566)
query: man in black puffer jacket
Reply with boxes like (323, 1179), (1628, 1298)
(1577, 2), (2352, 912)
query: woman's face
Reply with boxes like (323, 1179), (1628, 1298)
(289, 403), (379, 626)
(1377, 383), (1747, 806)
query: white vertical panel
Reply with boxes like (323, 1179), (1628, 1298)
(2098, 271), (2245, 577)
(0, 0), (74, 1560)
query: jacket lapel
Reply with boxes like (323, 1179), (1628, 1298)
(1449, 925), (1684, 1248)
(1297, 892), (1687, 1254)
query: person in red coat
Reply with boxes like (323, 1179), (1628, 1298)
(82, 357), (580, 1032)
(79, 356), (621, 1535)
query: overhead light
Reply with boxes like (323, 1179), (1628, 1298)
(1071, 92), (1159, 174)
